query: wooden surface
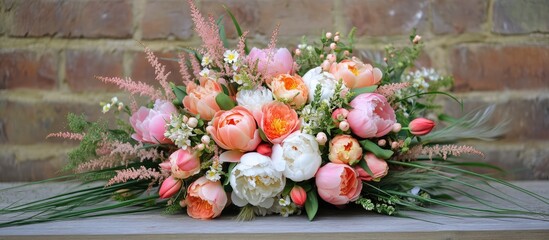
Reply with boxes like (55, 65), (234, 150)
(0, 181), (548, 240)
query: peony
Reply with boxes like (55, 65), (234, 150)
(185, 177), (228, 219)
(302, 67), (338, 102)
(315, 163), (362, 205)
(329, 58), (382, 89)
(354, 153), (389, 181)
(260, 102), (300, 144)
(236, 87), (274, 121)
(170, 149), (201, 179)
(158, 176), (181, 199)
(347, 93), (396, 138)
(229, 152), (285, 207)
(409, 118), (435, 136)
(269, 74), (308, 109)
(271, 131), (322, 182)
(183, 77), (223, 120)
(328, 135), (363, 165)
(247, 47), (294, 82)
(129, 99), (177, 144)
(207, 106), (261, 152)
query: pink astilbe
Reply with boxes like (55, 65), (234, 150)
(144, 47), (175, 101)
(188, 0), (225, 66)
(178, 52), (192, 85)
(76, 155), (117, 173)
(398, 144), (485, 161)
(97, 76), (163, 100)
(106, 166), (163, 187)
(237, 31), (249, 57)
(46, 132), (84, 141)
(189, 53), (202, 78)
(375, 82), (410, 99)
(110, 141), (164, 162)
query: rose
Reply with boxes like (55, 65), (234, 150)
(315, 163), (362, 205)
(236, 87), (274, 121)
(354, 153), (389, 181)
(185, 177), (228, 219)
(347, 93), (396, 138)
(158, 176), (181, 199)
(269, 74), (308, 109)
(229, 152), (285, 208)
(260, 102), (300, 144)
(247, 47), (294, 82)
(328, 135), (363, 165)
(170, 149), (201, 179)
(183, 77), (223, 120)
(302, 67), (338, 102)
(329, 58), (382, 89)
(409, 118), (435, 136)
(271, 131), (322, 182)
(207, 106), (261, 152)
(129, 99), (177, 144)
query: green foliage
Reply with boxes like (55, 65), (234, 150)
(304, 188), (319, 221)
(163, 203), (183, 215)
(381, 32), (423, 84)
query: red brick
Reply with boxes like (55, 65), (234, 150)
(201, 0), (334, 39)
(0, 50), (57, 90)
(342, 0), (429, 37)
(355, 48), (431, 69)
(141, 0), (193, 40)
(492, 0), (549, 34)
(0, 148), (68, 181)
(451, 45), (549, 92)
(130, 50), (183, 88)
(431, 0), (487, 34)
(65, 50), (124, 92)
(8, 0), (133, 38)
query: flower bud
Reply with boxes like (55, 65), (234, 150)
(256, 143), (273, 156)
(339, 121), (350, 131)
(159, 176), (182, 199)
(187, 117), (198, 128)
(409, 118), (435, 136)
(326, 32), (333, 39)
(290, 186), (307, 207)
(377, 139), (386, 147)
(332, 108), (349, 125)
(201, 135), (210, 144)
(392, 123), (402, 133)
(413, 35), (422, 44)
(334, 35), (340, 42)
(330, 43), (337, 50)
(295, 49), (301, 56)
(316, 132), (328, 145)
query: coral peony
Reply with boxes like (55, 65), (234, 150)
(354, 153), (389, 181)
(185, 177), (228, 219)
(269, 74), (308, 109)
(329, 58), (382, 89)
(260, 102), (300, 144)
(183, 77), (223, 121)
(207, 106), (261, 152)
(315, 163), (362, 205)
(328, 135), (363, 165)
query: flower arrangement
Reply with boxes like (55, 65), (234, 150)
(1, 1), (546, 226)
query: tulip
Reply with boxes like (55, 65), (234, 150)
(207, 106), (262, 152)
(158, 176), (181, 199)
(409, 118), (435, 136)
(170, 149), (201, 179)
(185, 177), (228, 219)
(290, 186), (307, 207)
(354, 153), (389, 181)
(316, 163), (362, 205)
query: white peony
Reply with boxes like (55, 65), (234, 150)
(230, 152), (286, 208)
(235, 87), (274, 120)
(271, 131), (322, 182)
(302, 67), (338, 102)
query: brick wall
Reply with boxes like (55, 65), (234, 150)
(0, 0), (548, 181)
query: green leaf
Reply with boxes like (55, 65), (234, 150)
(358, 158), (374, 177)
(258, 128), (269, 142)
(282, 181), (295, 196)
(216, 15), (229, 48)
(221, 83), (230, 95)
(350, 85), (378, 97)
(359, 139), (393, 159)
(170, 83), (187, 106)
(304, 188), (319, 221)
(215, 92), (236, 110)
(223, 163), (237, 186)
(222, 5), (249, 54)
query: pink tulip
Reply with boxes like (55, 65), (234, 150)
(256, 143), (273, 157)
(170, 149), (201, 179)
(409, 118), (435, 136)
(247, 47), (294, 83)
(315, 163), (362, 205)
(129, 100), (177, 144)
(185, 177), (228, 219)
(206, 106), (261, 152)
(158, 176), (181, 199)
(347, 93), (396, 138)
(183, 77), (223, 121)
(354, 153), (389, 181)
(328, 135), (363, 165)
(290, 186), (307, 207)
(329, 58), (382, 89)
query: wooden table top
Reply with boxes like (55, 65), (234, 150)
(0, 181), (548, 240)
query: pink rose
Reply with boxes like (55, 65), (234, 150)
(328, 135), (363, 165)
(129, 99), (177, 144)
(329, 58), (382, 89)
(354, 153), (389, 181)
(315, 163), (362, 205)
(170, 149), (201, 179)
(347, 93), (396, 138)
(185, 177), (228, 219)
(183, 77), (223, 121)
(409, 118), (435, 136)
(207, 106), (261, 152)
(158, 176), (181, 199)
(247, 47), (294, 82)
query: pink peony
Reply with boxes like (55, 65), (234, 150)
(409, 118), (435, 136)
(207, 106), (262, 152)
(185, 177), (228, 219)
(183, 77), (223, 121)
(354, 153), (389, 181)
(129, 99), (177, 144)
(315, 163), (362, 205)
(347, 93), (396, 138)
(329, 58), (382, 89)
(170, 149), (201, 179)
(247, 47), (294, 82)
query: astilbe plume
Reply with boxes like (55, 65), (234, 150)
(106, 166), (164, 187)
(46, 132), (84, 141)
(398, 144), (484, 161)
(237, 31), (249, 57)
(97, 76), (163, 100)
(144, 47), (176, 101)
(188, 0), (225, 66)
(189, 53), (202, 77)
(178, 52), (192, 85)
(76, 141), (164, 172)
(375, 82), (410, 99)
